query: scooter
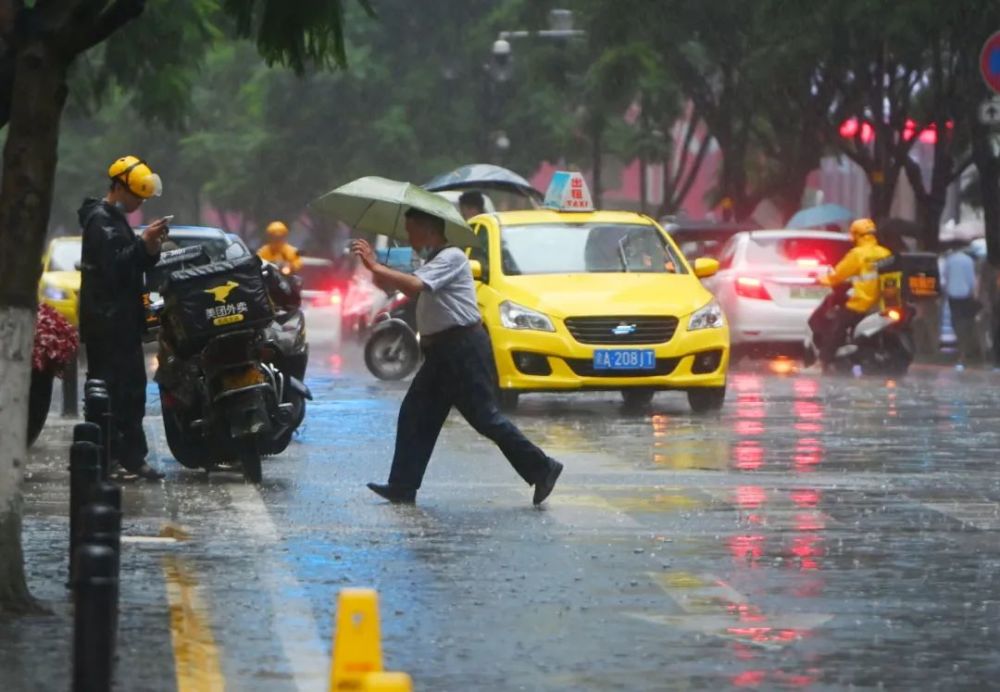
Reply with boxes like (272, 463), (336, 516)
(804, 280), (915, 377)
(363, 291), (420, 380)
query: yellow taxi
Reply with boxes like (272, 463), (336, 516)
(38, 236), (82, 326)
(466, 172), (729, 412)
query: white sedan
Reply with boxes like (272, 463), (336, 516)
(702, 230), (854, 359)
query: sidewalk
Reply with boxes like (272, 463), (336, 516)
(0, 413), (179, 692)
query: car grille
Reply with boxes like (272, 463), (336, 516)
(564, 357), (680, 378)
(564, 316), (679, 345)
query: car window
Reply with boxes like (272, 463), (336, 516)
(166, 236), (230, 262)
(297, 262), (334, 291)
(745, 236), (851, 267)
(468, 222), (490, 281)
(224, 240), (250, 261)
(717, 238), (738, 269)
(500, 223), (687, 276)
(49, 240), (82, 271)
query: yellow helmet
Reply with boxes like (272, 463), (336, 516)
(266, 221), (289, 238)
(108, 156), (162, 199)
(849, 217), (876, 241)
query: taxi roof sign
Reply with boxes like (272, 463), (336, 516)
(543, 171), (594, 212)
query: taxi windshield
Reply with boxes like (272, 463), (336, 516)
(500, 223), (686, 276)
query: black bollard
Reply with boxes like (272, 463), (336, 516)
(80, 503), (121, 580)
(73, 422), (102, 446)
(68, 442), (102, 587)
(62, 356), (80, 417)
(89, 482), (122, 520)
(73, 543), (117, 692)
(84, 389), (112, 478)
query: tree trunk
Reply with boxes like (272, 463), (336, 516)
(0, 38), (71, 614)
(972, 121), (1000, 268)
(915, 195), (947, 253)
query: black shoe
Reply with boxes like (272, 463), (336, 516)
(117, 461), (165, 481)
(367, 482), (416, 504)
(533, 459), (563, 505)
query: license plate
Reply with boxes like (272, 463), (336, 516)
(593, 349), (656, 370)
(790, 286), (827, 300)
(221, 368), (265, 391)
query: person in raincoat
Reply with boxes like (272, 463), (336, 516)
(79, 155), (169, 480)
(257, 220), (302, 274)
(809, 218), (892, 366)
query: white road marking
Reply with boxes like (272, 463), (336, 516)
(229, 484), (330, 691)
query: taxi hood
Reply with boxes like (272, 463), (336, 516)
(499, 273), (713, 319)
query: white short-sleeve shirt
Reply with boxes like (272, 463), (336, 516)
(413, 247), (481, 336)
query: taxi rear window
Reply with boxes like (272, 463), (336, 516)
(747, 236), (852, 266)
(500, 223), (687, 276)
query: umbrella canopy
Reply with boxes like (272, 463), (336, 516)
(424, 164), (543, 201)
(313, 176), (478, 248)
(786, 203), (855, 230)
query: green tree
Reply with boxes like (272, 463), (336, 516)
(0, 0), (372, 615)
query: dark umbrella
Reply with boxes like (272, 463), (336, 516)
(423, 164), (543, 202)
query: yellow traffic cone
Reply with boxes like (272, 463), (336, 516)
(330, 589), (413, 690)
(330, 588), (384, 689)
(362, 672), (413, 691)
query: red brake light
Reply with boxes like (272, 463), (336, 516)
(736, 277), (772, 300)
(886, 308), (902, 321)
(329, 290), (342, 306)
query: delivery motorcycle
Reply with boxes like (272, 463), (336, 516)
(363, 291), (420, 380)
(804, 253), (938, 377)
(150, 251), (310, 483)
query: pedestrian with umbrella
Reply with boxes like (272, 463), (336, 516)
(315, 177), (563, 505)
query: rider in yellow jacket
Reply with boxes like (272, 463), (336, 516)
(812, 218), (892, 364)
(257, 221), (302, 273)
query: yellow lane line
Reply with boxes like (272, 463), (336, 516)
(163, 556), (226, 692)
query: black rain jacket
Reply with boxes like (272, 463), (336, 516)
(78, 198), (160, 345)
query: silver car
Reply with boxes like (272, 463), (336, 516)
(702, 230), (854, 359)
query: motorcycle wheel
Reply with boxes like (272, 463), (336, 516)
(239, 438), (263, 484)
(266, 395), (306, 455)
(365, 328), (420, 380)
(160, 390), (208, 469)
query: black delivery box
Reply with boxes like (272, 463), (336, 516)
(877, 251), (939, 309)
(161, 256), (273, 355)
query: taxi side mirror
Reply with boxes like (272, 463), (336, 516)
(693, 257), (719, 279)
(469, 259), (483, 281)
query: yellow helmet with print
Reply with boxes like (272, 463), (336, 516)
(108, 155), (162, 199)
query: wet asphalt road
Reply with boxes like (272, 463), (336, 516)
(12, 344), (1000, 690)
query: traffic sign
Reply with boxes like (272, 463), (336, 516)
(979, 97), (1000, 126)
(980, 31), (1000, 94)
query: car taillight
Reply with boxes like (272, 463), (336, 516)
(736, 277), (772, 300)
(886, 308), (902, 322)
(329, 290), (342, 306)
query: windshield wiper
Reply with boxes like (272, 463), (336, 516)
(617, 235), (631, 273)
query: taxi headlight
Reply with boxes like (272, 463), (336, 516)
(43, 284), (68, 301)
(499, 301), (555, 332)
(688, 299), (725, 331)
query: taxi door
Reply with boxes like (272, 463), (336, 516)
(467, 216), (507, 342)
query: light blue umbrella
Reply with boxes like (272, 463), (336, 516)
(786, 203), (854, 230)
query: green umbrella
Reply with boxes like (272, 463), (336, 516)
(312, 176), (479, 248)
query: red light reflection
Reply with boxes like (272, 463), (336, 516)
(729, 534), (765, 564)
(734, 441), (764, 471)
(735, 485), (766, 509)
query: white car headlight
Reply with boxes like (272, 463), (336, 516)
(499, 301), (555, 332)
(688, 299), (725, 331)
(43, 284), (68, 301)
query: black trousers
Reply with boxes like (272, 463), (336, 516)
(809, 294), (863, 364)
(949, 297), (981, 364)
(387, 326), (551, 490)
(85, 337), (149, 468)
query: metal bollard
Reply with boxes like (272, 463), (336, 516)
(73, 543), (117, 692)
(80, 503), (121, 580)
(63, 355), (80, 417)
(68, 442), (102, 587)
(73, 422), (102, 446)
(84, 388), (112, 478)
